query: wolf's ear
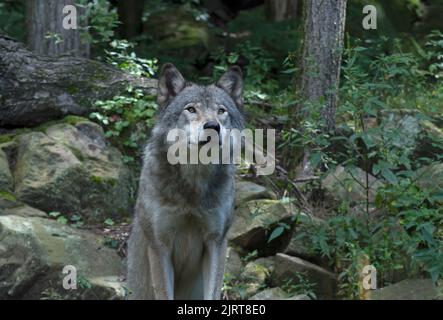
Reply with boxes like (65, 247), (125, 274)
(216, 66), (243, 107)
(157, 63), (186, 107)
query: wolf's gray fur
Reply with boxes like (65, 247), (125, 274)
(127, 63), (244, 300)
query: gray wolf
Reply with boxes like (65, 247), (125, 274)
(127, 63), (244, 300)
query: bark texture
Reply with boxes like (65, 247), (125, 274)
(265, 0), (299, 22)
(117, 0), (145, 39)
(26, 0), (89, 57)
(0, 35), (157, 128)
(299, 0), (347, 131)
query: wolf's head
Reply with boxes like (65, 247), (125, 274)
(152, 63), (245, 154)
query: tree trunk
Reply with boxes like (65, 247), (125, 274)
(299, 0), (347, 132)
(26, 0), (90, 57)
(117, 0), (145, 39)
(265, 0), (299, 22)
(0, 35), (157, 128)
(289, 0), (347, 177)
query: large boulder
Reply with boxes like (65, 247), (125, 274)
(228, 199), (299, 256)
(381, 111), (443, 159)
(0, 214), (124, 300)
(322, 165), (383, 207)
(1, 202), (48, 218)
(12, 119), (132, 222)
(284, 214), (328, 267)
(235, 180), (276, 207)
(382, 112), (421, 154)
(368, 279), (440, 300)
(270, 253), (337, 299)
(284, 233), (326, 267)
(415, 162), (443, 203)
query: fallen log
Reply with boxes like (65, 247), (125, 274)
(0, 34), (157, 128)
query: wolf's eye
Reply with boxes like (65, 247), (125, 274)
(218, 108), (226, 115)
(186, 106), (196, 113)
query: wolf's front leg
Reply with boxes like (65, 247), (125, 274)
(203, 238), (227, 300)
(148, 245), (174, 300)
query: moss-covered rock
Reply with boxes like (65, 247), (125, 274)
(242, 257), (274, 284)
(270, 253), (337, 300)
(146, 7), (210, 49)
(238, 257), (275, 298)
(143, 7), (214, 75)
(13, 121), (132, 223)
(228, 199), (300, 256)
(368, 279), (440, 300)
(0, 214), (124, 300)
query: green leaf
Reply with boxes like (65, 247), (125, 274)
(372, 163), (381, 176)
(309, 152), (322, 168)
(104, 218), (115, 226)
(57, 216), (68, 225)
(70, 214), (82, 222)
(268, 226), (285, 243)
(381, 167), (398, 185)
(49, 211), (61, 218)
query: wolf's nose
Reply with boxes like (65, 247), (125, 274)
(204, 121), (220, 134)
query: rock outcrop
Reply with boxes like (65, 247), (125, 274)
(0, 214), (125, 300)
(1, 118), (133, 223)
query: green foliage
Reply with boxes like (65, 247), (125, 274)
(281, 273), (317, 300)
(267, 223), (289, 243)
(0, 0), (26, 41)
(104, 218), (115, 226)
(48, 211), (84, 228)
(105, 40), (158, 77)
(281, 32), (443, 299)
(222, 273), (248, 300)
(103, 236), (119, 249)
(77, 275), (92, 290)
(206, 41), (279, 96)
(90, 42), (158, 163)
(76, 0), (120, 47)
(422, 30), (443, 79)
(40, 288), (63, 300)
(241, 250), (259, 263)
(90, 88), (157, 163)
(226, 6), (301, 72)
